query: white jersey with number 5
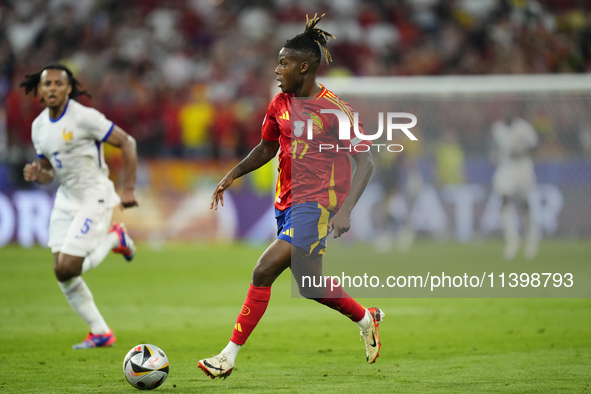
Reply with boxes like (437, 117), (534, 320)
(31, 99), (121, 211)
(491, 117), (538, 199)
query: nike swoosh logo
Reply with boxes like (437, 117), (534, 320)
(203, 361), (224, 371)
(370, 332), (377, 347)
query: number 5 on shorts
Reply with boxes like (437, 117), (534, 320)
(81, 218), (93, 234)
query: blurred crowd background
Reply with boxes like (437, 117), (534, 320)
(1, 0), (591, 247)
(1, 0), (590, 163)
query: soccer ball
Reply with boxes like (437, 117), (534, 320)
(123, 344), (169, 390)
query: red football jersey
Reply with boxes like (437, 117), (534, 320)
(261, 85), (372, 211)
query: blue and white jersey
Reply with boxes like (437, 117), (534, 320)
(32, 99), (121, 210)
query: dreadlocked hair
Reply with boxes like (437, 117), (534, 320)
(19, 63), (91, 100)
(284, 13), (336, 65)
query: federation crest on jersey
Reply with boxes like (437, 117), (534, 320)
(293, 121), (305, 137)
(62, 129), (73, 145)
(309, 113), (324, 135)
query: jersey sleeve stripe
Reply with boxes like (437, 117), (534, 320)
(317, 87), (328, 98)
(101, 122), (115, 142)
(37, 154), (47, 159)
(325, 96), (354, 125)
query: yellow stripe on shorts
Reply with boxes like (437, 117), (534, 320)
(308, 203), (331, 255)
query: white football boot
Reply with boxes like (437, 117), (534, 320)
(198, 353), (234, 379)
(361, 307), (385, 364)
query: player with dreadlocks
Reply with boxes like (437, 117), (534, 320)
(199, 14), (384, 379)
(21, 64), (138, 349)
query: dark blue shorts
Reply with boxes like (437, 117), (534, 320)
(276, 202), (334, 256)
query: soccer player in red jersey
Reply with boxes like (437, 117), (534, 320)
(199, 14), (384, 379)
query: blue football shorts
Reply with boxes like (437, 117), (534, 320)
(275, 201), (335, 256)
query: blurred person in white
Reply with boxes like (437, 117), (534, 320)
(491, 105), (539, 260)
(6, 0), (46, 57)
(20, 64), (138, 349)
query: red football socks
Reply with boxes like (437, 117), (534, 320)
(314, 279), (365, 322)
(230, 283), (271, 345)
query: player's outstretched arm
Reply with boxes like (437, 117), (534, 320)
(105, 125), (139, 209)
(211, 138), (279, 210)
(23, 158), (54, 184)
(328, 151), (374, 238)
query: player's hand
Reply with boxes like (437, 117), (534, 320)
(119, 189), (139, 210)
(327, 210), (351, 238)
(23, 162), (39, 182)
(211, 175), (234, 210)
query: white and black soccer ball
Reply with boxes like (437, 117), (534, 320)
(123, 344), (169, 390)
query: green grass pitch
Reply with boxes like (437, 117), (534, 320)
(1, 241), (590, 393)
